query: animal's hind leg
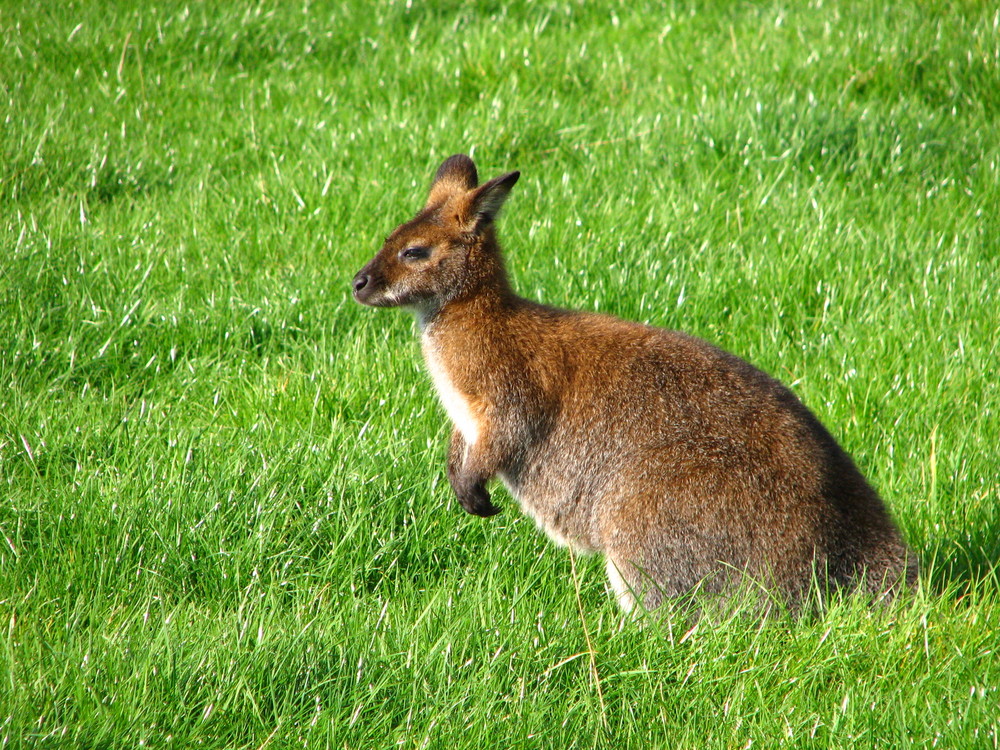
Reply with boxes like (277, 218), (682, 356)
(603, 551), (672, 613)
(599, 497), (715, 612)
(604, 556), (636, 613)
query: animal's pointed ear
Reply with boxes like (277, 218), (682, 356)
(463, 170), (520, 231)
(426, 154), (478, 208)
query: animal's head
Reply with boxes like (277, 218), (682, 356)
(352, 154), (520, 322)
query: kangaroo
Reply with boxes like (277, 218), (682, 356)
(352, 154), (918, 612)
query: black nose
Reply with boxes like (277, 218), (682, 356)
(353, 273), (369, 294)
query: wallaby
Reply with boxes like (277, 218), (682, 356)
(352, 154), (918, 612)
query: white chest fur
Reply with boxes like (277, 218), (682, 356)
(422, 335), (480, 446)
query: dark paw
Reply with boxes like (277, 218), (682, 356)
(457, 483), (501, 517)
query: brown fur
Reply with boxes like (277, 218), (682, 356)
(353, 154), (918, 612)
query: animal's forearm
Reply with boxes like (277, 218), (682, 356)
(447, 429), (502, 517)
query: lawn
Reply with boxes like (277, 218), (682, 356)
(1, 1), (998, 747)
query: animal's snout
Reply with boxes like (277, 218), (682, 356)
(352, 272), (370, 296)
(353, 267), (383, 306)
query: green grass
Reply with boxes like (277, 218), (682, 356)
(2, 0), (999, 747)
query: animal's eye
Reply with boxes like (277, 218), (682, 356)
(399, 246), (430, 261)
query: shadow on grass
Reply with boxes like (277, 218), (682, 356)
(922, 519), (1000, 598)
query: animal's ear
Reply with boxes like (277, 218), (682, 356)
(426, 154), (478, 208)
(462, 170), (520, 231)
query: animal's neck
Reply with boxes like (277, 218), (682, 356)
(423, 283), (519, 340)
(417, 243), (519, 334)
